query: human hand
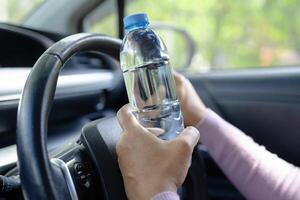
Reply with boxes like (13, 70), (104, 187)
(116, 105), (200, 200)
(173, 71), (206, 126)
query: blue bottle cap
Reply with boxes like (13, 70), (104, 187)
(123, 13), (149, 31)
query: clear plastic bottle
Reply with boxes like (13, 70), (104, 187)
(120, 13), (184, 140)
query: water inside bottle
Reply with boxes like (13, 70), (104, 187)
(123, 61), (184, 140)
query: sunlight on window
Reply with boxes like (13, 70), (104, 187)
(86, 0), (300, 71)
(125, 0), (300, 70)
(90, 14), (118, 37)
(0, 0), (43, 24)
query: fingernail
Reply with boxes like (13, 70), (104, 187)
(187, 126), (199, 133)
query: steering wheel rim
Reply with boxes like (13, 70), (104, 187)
(17, 33), (121, 200)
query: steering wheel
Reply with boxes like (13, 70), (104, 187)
(17, 33), (207, 200)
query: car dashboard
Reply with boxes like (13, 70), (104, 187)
(0, 23), (126, 173)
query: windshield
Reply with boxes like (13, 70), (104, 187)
(0, 0), (43, 24)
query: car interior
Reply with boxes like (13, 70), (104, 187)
(0, 0), (299, 199)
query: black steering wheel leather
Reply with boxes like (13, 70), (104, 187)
(81, 117), (127, 199)
(17, 33), (121, 199)
(81, 117), (208, 200)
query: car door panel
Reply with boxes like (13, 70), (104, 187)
(185, 67), (300, 199)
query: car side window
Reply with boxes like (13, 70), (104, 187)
(86, 0), (300, 72)
(84, 1), (118, 38)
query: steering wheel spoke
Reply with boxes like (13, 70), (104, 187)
(50, 141), (101, 199)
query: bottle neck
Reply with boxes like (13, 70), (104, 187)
(125, 23), (148, 34)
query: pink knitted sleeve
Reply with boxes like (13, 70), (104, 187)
(197, 109), (300, 200)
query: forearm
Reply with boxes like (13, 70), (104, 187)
(198, 109), (300, 200)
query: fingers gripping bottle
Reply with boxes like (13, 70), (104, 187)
(120, 13), (184, 140)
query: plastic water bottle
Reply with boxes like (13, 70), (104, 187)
(120, 13), (184, 140)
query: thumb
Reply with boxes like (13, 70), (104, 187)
(175, 126), (200, 153)
(117, 104), (146, 134)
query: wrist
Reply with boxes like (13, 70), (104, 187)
(191, 112), (204, 126)
(188, 107), (207, 127)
